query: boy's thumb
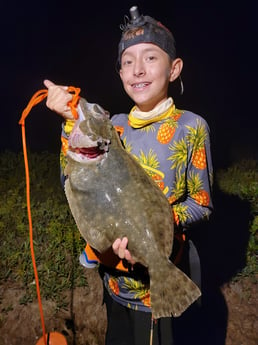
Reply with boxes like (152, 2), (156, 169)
(43, 79), (55, 89)
(43, 79), (68, 91)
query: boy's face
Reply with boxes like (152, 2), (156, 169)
(119, 43), (176, 112)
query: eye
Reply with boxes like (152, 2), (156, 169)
(121, 55), (133, 67)
(146, 55), (156, 62)
(122, 59), (132, 66)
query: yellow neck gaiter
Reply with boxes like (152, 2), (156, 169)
(128, 98), (176, 128)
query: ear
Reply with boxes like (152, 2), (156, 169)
(169, 58), (183, 82)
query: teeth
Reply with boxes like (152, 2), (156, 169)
(134, 83), (147, 88)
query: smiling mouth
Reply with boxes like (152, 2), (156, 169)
(132, 82), (150, 89)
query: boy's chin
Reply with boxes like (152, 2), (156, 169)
(132, 98), (155, 112)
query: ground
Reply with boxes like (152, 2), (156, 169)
(0, 269), (257, 345)
(222, 277), (257, 345)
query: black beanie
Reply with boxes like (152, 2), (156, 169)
(118, 6), (176, 67)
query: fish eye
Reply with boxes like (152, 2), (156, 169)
(93, 104), (106, 114)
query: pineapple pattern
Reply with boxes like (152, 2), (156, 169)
(134, 149), (166, 192)
(186, 119), (208, 170)
(60, 101), (213, 313)
(157, 120), (176, 144)
(108, 277), (120, 295)
(105, 275), (151, 311)
(156, 110), (182, 144)
(188, 171), (210, 206)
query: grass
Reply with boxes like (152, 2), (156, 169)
(0, 151), (87, 309)
(216, 159), (258, 278)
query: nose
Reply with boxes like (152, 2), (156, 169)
(133, 59), (145, 77)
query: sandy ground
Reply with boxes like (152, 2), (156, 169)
(0, 268), (257, 345)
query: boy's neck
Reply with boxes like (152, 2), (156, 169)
(133, 98), (173, 119)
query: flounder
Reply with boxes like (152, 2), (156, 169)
(64, 98), (201, 318)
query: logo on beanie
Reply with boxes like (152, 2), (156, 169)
(123, 28), (144, 41)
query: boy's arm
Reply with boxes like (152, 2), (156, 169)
(172, 117), (213, 229)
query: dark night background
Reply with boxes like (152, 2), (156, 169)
(1, 0), (257, 169)
(0, 2), (257, 343)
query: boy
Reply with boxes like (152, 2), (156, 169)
(44, 6), (213, 345)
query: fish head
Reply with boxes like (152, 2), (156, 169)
(67, 99), (112, 163)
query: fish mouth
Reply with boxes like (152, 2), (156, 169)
(68, 146), (106, 162)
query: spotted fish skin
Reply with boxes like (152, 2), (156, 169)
(64, 98), (201, 318)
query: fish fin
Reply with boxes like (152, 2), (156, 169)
(149, 260), (201, 319)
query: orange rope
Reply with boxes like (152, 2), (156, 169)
(18, 86), (80, 345)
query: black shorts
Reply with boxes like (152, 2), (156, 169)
(103, 286), (174, 345)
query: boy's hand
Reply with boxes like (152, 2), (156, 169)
(43, 79), (74, 119)
(112, 237), (136, 265)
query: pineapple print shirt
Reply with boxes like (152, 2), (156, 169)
(60, 99), (213, 313)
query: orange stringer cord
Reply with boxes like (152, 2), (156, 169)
(18, 86), (80, 345)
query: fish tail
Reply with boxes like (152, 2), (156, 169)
(149, 261), (201, 319)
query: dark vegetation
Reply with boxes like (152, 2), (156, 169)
(0, 151), (87, 309)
